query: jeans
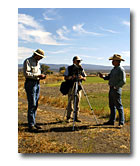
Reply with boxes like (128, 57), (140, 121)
(25, 79), (40, 127)
(109, 87), (125, 125)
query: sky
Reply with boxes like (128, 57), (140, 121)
(18, 8), (130, 66)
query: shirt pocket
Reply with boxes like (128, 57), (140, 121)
(31, 66), (38, 73)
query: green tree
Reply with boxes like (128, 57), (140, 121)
(41, 64), (53, 75)
(59, 66), (66, 73)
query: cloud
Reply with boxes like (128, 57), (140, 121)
(18, 13), (66, 45)
(121, 51), (130, 57)
(43, 8), (61, 21)
(43, 12), (55, 21)
(47, 49), (67, 54)
(18, 47), (34, 60)
(72, 23), (102, 36)
(56, 26), (70, 40)
(18, 14), (42, 29)
(100, 27), (119, 34)
(122, 21), (130, 27)
(76, 54), (92, 58)
(78, 47), (98, 51)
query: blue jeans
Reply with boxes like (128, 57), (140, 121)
(25, 79), (40, 127)
(109, 87), (125, 125)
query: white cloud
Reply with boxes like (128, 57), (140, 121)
(18, 13), (66, 45)
(43, 12), (55, 21)
(43, 16), (54, 21)
(73, 54), (92, 58)
(122, 21), (130, 27)
(121, 51), (130, 57)
(18, 47), (34, 60)
(43, 8), (61, 21)
(18, 14), (42, 30)
(56, 26), (70, 40)
(100, 27), (119, 34)
(72, 23), (102, 36)
(47, 50), (67, 54)
(79, 47), (98, 51)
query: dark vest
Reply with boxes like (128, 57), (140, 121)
(66, 64), (83, 90)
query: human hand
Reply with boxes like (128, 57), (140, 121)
(98, 72), (103, 78)
(38, 74), (46, 79)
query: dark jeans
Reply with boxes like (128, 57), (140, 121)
(24, 79), (40, 127)
(109, 87), (125, 125)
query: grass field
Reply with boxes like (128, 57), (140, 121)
(42, 76), (130, 122)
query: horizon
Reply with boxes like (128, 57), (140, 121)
(18, 8), (130, 66)
(18, 62), (130, 67)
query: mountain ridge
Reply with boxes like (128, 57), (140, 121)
(18, 63), (130, 72)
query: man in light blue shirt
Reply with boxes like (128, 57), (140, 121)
(99, 54), (126, 127)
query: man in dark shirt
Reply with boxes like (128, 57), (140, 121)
(99, 54), (126, 127)
(64, 56), (86, 122)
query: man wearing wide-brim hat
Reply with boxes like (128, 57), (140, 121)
(99, 54), (126, 127)
(23, 49), (46, 132)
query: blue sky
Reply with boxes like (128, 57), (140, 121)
(18, 8), (130, 66)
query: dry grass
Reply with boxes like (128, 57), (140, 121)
(18, 73), (130, 121)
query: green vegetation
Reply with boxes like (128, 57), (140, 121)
(43, 76), (130, 122)
(45, 76), (130, 86)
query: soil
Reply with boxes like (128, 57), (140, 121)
(18, 84), (130, 154)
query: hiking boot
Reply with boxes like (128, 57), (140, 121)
(34, 124), (42, 129)
(75, 119), (81, 122)
(65, 118), (70, 123)
(28, 126), (37, 132)
(119, 123), (124, 128)
(103, 121), (114, 125)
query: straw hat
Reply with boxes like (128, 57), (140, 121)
(109, 54), (125, 61)
(33, 49), (45, 58)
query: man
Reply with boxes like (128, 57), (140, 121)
(64, 56), (86, 122)
(23, 49), (46, 132)
(99, 54), (126, 127)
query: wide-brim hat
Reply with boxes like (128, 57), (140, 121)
(73, 56), (82, 61)
(109, 54), (125, 61)
(33, 49), (45, 58)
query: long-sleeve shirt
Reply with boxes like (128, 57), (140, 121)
(23, 56), (41, 80)
(103, 66), (126, 89)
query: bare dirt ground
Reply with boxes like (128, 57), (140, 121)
(18, 83), (130, 153)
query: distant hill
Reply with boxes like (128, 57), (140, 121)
(18, 63), (130, 73)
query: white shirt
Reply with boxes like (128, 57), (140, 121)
(23, 56), (41, 80)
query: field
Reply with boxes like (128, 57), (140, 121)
(18, 73), (130, 153)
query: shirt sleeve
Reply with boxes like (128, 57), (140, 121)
(115, 69), (126, 88)
(81, 69), (87, 77)
(103, 73), (110, 80)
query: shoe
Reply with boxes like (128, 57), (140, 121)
(28, 126), (37, 132)
(34, 124), (42, 129)
(103, 121), (114, 125)
(119, 123), (124, 128)
(65, 118), (70, 123)
(75, 119), (81, 122)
